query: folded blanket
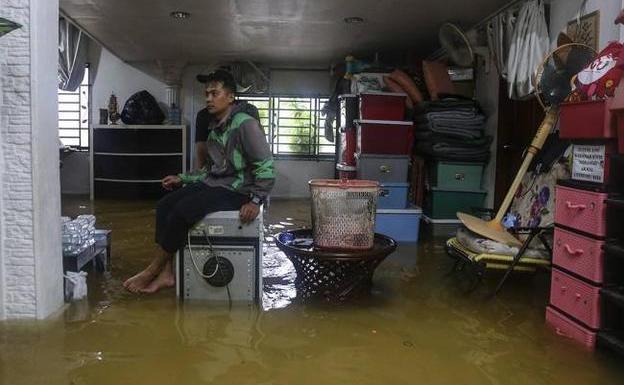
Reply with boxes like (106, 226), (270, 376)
(415, 141), (491, 162)
(414, 131), (492, 147)
(416, 97), (481, 113)
(416, 123), (484, 140)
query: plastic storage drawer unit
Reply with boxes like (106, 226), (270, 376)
(554, 184), (608, 237)
(356, 119), (413, 155)
(375, 206), (422, 243)
(378, 183), (409, 209)
(429, 161), (484, 190)
(359, 92), (407, 121)
(553, 226), (605, 284)
(546, 306), (596, 349)
(424, 188), (487, 220)
(550, 268), (601, 329)
(357, 155), (409, 184)
(559, 99), (616, 139)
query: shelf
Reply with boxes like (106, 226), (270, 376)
(94, 124), (185, 130)
(91, 124), (186, 199)
(94, 152), (183, 156)
(94, 178), (162, 183)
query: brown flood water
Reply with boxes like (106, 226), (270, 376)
(1, 197), (623, 385)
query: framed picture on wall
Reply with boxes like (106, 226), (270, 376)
(567, 10), (600, 51)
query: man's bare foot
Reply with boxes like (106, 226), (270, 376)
(141, 260), (175, 294)
(123, 267), (159, 293)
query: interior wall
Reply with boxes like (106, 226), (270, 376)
(60, 42), (169, 195)
(88, 44), (168, 125)
(548, 0), (622, 48)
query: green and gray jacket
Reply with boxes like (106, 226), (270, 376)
(179, 104), (275, 202)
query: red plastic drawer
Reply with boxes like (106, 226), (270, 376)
(340, 127), (356, 166)
(554, 185), (608, 237)
(560, 99), (616, 139)
(356, 119), (413, 155)
(359, 92), (406, 121)
(553, 227), (604, 284)
(546, 306), (596, 349)
(550, 268), (601, 329)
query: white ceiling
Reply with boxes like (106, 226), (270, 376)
(60, 0), (512, 66)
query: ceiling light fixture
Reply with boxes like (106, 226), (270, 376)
(344, 16), (364, 24)
(170, 11), (191, 20)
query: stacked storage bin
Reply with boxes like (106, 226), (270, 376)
(353, 92), (422, 243)
(546, 100), (624, 356)
(424, 161), (487, 220)
(412, 98), (490, 233)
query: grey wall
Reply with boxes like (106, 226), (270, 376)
(549, 0), (622, 48)
(60, 44), (169, 195)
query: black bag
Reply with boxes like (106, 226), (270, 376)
(121, 90), (165, 125)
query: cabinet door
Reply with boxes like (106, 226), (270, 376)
(94, 154), (182, 180)
(94, 129), (183, 153)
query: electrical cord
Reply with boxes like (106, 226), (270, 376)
(186, 229), (233, 307)
(186, 231), (220, 279)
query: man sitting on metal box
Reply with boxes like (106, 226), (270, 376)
(124, 70), (275, 294)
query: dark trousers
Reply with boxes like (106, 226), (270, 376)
(155, 183), (247, 253)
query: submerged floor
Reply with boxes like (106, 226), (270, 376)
(1, 196), (623, 384)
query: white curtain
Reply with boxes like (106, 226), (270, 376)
(58, 17), (88, 91)
(505, 0), (550, 99)
(487, 7), (517, 80)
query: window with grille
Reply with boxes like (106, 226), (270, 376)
(238, 95), (333, 157)
(58, 65), (90, 148)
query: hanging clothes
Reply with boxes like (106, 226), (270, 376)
(506, 0), (550, 99)
(58, 17), (88, 91)
(487, 7), (517, 79)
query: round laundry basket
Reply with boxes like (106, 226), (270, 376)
(309, 179), (379, 250)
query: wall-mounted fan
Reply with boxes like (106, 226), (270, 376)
(438, 22), (489, 68)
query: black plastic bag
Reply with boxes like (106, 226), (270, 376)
(121, 90), (165, 125)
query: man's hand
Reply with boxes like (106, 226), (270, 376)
(239, 202), (260, 224)
(162, 175), (182, 190)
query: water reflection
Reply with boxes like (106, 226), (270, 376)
(1, 197), (624, 385)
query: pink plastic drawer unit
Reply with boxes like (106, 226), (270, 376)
(356, 119), (414, 155)
(553, 227), (605, 284)
(554, 185), (608, 237)
(546, 306), (596, 349)
(359, 92), (407, 121)
(560, 99), (616, 139)
(550, 268), (601, 329)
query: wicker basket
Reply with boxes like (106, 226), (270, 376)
(309, 179), (379, 250)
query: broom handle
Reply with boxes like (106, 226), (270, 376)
(493, 108), (559, 224)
